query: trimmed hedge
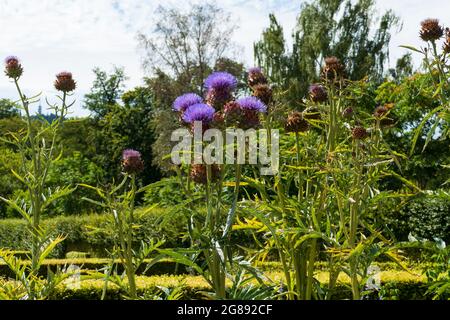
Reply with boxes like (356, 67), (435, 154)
(0, 208), (189, 258)
(0, 207), (260, 259)
(0, 258), (190, 279)
(47, 272), (431, 300)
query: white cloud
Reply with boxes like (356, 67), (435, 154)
(0, 0), (449, 116)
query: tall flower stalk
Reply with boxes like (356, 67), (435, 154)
(0, 58), (75, 299)
(81, 149), (162, 300)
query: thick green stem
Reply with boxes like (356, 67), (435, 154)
(125, 174), (137, 299)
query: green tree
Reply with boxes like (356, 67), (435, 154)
(84, 67), (127, 118)
(255, 0), (400, 103)
(85, 73), (160, 184)
(0, 99), (20, 118)
(138, 3), (242, 171)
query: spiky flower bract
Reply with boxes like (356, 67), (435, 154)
(285, 112), (310, 133)
(54, 71), (76, 92)
(173, 93), (203, 112)
(420, 18), (444, 42)
(122, 149), (144, 174)
(322, 56), (345, 82)
(252, 83), (273, 105)
(352, 126), (368, 140)
(309, 84), (328, 103)
(248, 67), (268, 87)
(4, 56), (23, 79)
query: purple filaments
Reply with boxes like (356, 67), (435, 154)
(173, 93), (203, 112)
(182, 103), (216, 124)
(204, 72), (238, 92)
(248, 67), (262, 74)
(236, 97), (267, 113)
(4, 56), (19, 65)
(123, 149), (142, 161)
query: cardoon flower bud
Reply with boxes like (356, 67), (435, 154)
(247, 67), (268, 87)
(4, 56), (23, 79)
(322, 56), (345, 82)
(252, 83), (273, 105)
(351, 126), (368, 140)
(205, 72), (237, 106)
(122, 149), (144, 174)
(54, 71), (76, 92)
(303, 107), (321, 120)
(285, 112), (310, 133)
(190, 164), (220, 185)
(420, 19), (444, 42)
(241, 110), (261, 129)
(211, 111), (225, 128)
(223, 101), (243, 125)
(309, 84), (328, 103)
(373, 105), (389, 119)
(342, 107), (354, 118)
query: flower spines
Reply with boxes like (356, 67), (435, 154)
(122, 149), (144, 174)
(309, 84), (328, 103)
(252, 83), (273, 105)
(322, 56), (345, 82)
(4, 56), (23, 79)
(351, 126), (368, 140)
(247, 67), (268, 88)
(285, 112), (310, 133)
(420, 19), (444, 42)
(54, 71), (76, 92)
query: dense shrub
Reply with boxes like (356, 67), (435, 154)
(47, 274), (431, 300)
(0, 208), (188, 258)
(45, 152), (105, 216)
(375, 190), (450, 243)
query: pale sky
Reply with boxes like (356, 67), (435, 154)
(0, 0), (449, 116)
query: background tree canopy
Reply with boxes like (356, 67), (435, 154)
(254, 0), (402, 104)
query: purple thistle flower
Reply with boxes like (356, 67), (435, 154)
(248, 67), (268, 87)
(182, 103), (215, 124)
(309, 84), (328, 103)
(236, 96), (267, 113)
(122, 149), (144, 174)
(54, 71), (76, 92)
(173, 93), (203, 112)
(123, 149), (141, 160)
(204, 72), (237, 92)
(4, 55), (23, 79)
(4, 56), (19, 65)
(248, 67), (262, 74)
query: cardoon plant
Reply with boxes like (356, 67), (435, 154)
(166, 71), (268, 299)
(402, 18), (450, 152)
(0, 58), (75, 299)
(243, 57), (414, 301)
(401, 18), (450, 299)
(81, 149), (162, 300)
